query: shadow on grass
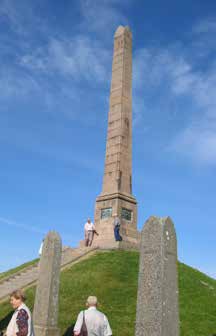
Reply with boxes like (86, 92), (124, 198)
(0, 311), (13, 332)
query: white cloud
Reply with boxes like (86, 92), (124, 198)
(134, 47), (193, 92)
(0, 70), (39, 100)
(0, 216), (81, 257)
(80, 0), (130, 33)
(170, 121), (216, 164)
(0, 0), (44, 36)
(0, 216), (45, 234)
(20, 36), (110, 83)
(0, 0), (129, 108)
(133, 26), (216, 165)
(2, 0), (216, 165)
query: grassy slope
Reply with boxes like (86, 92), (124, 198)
(0, 251), (215, 336)
(0, 259), (39, 281)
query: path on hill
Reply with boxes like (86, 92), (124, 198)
(0, 246), (98, 302)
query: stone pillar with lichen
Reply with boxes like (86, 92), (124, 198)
(33, 231), (62, 336)
(135, 216), (179, 336)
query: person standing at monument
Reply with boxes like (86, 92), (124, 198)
(6, 290), (34, 336)
(73, 296), (112, 336)
(84, 218), (95, 246)
(113, 216), (122, 241)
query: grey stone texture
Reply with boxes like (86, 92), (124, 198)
(135, 216), (179, 336)
(33, 231), (62, 336)
(93, 26), (139, 248)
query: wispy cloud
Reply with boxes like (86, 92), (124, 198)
(0, 1), (113, 108)
(132, 19), (216, 165)
(170, 121), (216, 164)
(2, 0), (216, 166)
(0, 69), (40, 100)
(79, 0), (130, 33)
(0, 0), (44, 36)
(0, 216), (82, 245)
(0, 216), (45, 234)
(20, 36), (110, 83)
(0, 0), (131, 114)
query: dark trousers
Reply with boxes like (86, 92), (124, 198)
(114, 226), (122, 241)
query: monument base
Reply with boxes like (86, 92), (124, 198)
(80, 238), (140, 250)
(89, 192), (140, 249)
(34, 326), (60, 336)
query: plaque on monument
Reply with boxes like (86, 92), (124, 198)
(121, 208), (132, 221)
(101, 207), (112, 219)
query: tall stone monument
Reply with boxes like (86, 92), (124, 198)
(33, 231), (62, 336)
(93, 26), (139, 248)
(135, 216), (179, 336)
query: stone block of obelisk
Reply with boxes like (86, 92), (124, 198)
(33, 231), (62, 336)
(92, 26), (139, 249)
(135, 216), (179, 336)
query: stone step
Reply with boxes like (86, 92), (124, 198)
(0, 246), (98, 301)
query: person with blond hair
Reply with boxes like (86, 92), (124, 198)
(74, 296), (112, 336)
(6, 290), (34, 336)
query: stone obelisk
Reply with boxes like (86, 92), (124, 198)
(33, 231), (62, 336)
(135, 217), (179, 336)
(93, 26), (139, 248)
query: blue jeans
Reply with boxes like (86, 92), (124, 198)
(114, 226), (122, 241)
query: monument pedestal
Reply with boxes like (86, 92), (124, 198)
(92, 192), (140, 249)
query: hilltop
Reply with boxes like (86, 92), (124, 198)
(0, 250), (215, 336)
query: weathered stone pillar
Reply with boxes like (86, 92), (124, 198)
(135, 216), (179, 336)
(33, 231), (62, 336)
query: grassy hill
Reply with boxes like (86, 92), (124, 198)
(0, 250), (216, 336)
(0, 259), (39, 281)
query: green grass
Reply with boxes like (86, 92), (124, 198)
(0, 250), (215, 336)
(0, 259), (39, 281)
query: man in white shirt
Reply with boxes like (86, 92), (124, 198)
(74, 296), (112, 336)
(6, 290), (34, 336)
(84, 218), (95, 247)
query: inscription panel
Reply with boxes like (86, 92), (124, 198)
(121, 207), (132, 221)
(101, 207), (112, 219)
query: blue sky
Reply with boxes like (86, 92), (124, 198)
(0, 0), (216, 278)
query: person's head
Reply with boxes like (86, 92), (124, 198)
(86, 296), (98, 308)
(87, 218), (91, 223)
(10, 290), (26, 309)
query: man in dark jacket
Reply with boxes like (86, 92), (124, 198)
(113, 216), (122, 241)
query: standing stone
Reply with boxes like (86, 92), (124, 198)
(135, 216), (179, 336)
(92, 26), (139, 249)
(33, 231), (62, 336)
